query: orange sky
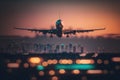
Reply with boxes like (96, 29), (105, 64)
(0, 1), (120, 37)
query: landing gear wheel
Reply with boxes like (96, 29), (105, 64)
(66, 35), (69, 37)
(50, 34), (53, 38)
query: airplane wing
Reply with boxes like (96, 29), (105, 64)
(63, 28), (105, 34)
(14, 27), (57, 34)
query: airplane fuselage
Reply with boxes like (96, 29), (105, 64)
(56, 19), (63, 37)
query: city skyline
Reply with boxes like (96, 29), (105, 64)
(0, 35), (120, 53)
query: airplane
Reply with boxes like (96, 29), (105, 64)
(15, 19), (105, 37)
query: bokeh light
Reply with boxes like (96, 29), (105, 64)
(36, 65), (44, 70)
(23, 63), (29, 68)
(97, 59), (102, 64)
(112, 57), (120, 62)
(55, 64), (95, 70)
(38, 71), (44, 76)
(29, 57), (42, 64)
(87, 70), (103, 74)
(72, 70), (80, 74)
(7, 63), (19, 68)
(59, 69), (66, 74)
(42, 61), (48, 67)
(76, 59), (94, 64)
(51, 76), (58, 80)
(49, 70), (55, 76)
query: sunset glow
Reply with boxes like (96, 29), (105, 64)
(0, 1), (119, 37)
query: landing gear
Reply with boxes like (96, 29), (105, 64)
(66, 34), (69, 37)
(50, 34), (53, 38)
(43, 32), (47, 35)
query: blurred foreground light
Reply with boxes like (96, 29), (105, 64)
(59, 69), (66, 74)
(23, 63), (29, 68)
(112, 57), (120, 62)
(97, 59), (102, 64)
(55, 64), (95, 70)
(52, 76), (58, 80)
(49, 70), (55, 76)
(42, 61), (48, 67)
(87, 70), (103, 74)
(47, 59), (58, 64)
(48, 60), (53, 64)
(36, 65), (44, 70)
(53, 59), (58, 64)
(59, 59), (68, 64)
(7, 63), (19, 68)
(29, 57), (42, 64)
(76, 59), (94, 64)
(72, 70), (80, 74)
(68, 59), (73, 64)
(30, 63), (36, 67)
(59, 59), (73, 64)
(39, 71), (44, 76)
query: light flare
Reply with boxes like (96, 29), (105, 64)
(7, 63), (19, 68)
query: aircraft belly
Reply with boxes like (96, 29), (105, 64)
(57, 30), (62, 37)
